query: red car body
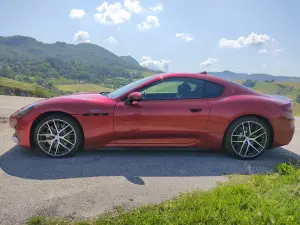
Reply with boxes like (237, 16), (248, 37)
(10, 73), (295, 153)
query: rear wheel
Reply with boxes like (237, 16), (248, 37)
(224, 116), (271, 159)
(33, 115), (82, 157)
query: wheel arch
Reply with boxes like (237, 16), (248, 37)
(222, 114), (274, 149)
(30, 111), (84, 149)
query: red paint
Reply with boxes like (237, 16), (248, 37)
(9, 73), (295, 152)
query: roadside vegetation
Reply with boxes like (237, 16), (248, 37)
(0, 77), (58, 97)
(27, 162), (300, 225)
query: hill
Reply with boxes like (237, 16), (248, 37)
(207, 70), (300, 82)
(120, 56), (141, 67)
(0, 35), (159, 90)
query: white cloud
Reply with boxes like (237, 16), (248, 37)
(219, 32), (272, 48)
(70, 9), (87, 19)
(259, 48), (284, 56)
(137, 16), (160, 30)
(124, 0), (142, 14)
(140, 56), (170, 72)
(149, 4), (163, 13)
(106, 36), (119, 44)
(176, 33), (194, 42)
(200, 58), (218, 67)
(74, 31), (90, 43)
(94, 2), (131, 25)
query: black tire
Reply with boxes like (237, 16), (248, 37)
(33, 114), (83, 157)
(224, 116), (272, 160)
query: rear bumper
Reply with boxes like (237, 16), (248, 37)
(271, 117), (295, 148)
(9, 108), (41, 149)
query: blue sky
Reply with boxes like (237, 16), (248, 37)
(0, 0), (299, 76)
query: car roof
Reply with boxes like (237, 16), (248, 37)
(157, 72), (230, 85)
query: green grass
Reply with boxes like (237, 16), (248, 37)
(56, 84), (113, 93)
(0, 77), (56, 97)
(49, 78), (77, 85)
(27, 163), (300, 225)
(254, 82), (281, 95)
(0, 77), (37, 91)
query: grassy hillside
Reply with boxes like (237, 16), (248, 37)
(57, 84), (112, 93)
(0, 35), (160, 92)
(0, 77), (57, 97)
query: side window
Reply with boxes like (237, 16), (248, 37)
(143, 80), (182, 94)
(203, 81), (224, 98)
(139, 78), (205, 100)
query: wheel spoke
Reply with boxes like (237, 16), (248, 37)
(49, 140), (54, 153)
(249, 142), (260, 153)
(63, 130), (74, 138)
(250, 127), (263, 137)
(244, 144), (250, 156)
(52, 120), (59, 134)
(252, 132), (266, 140)
(61, 137), (74, 146)
(54, 141), (59, 155)
(58, 125), (69, 134)
(239, 140), (246, 154)
(59, 142), (71, 151)
(252, 139), (264, 148)
(46, 122), (53, 135)
(248, 122), (251, 135)
(38, 140), (51, 143)
(242, 123), (246, 136)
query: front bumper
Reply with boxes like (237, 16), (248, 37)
(9, 108), (41, 149)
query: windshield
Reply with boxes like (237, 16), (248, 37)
(107, 74), (160, 99)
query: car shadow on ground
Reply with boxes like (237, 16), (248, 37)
(0, 146), (299, 181)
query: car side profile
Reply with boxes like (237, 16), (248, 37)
(9, 73), (295, 159)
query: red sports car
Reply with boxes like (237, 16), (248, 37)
(9, 73), (295, 159)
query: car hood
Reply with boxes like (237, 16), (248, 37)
(36, 92), (116, 114)
(49, 92), (108, 101)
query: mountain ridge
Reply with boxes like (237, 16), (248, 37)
(204, 70), (300, 82)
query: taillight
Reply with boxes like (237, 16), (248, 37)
(281, 103), (294, 120)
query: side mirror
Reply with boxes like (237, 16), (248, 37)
(125, 92), (143, 105)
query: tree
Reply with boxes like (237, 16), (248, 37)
(243, 79), (256, 88)
(296, 93), (300, 104)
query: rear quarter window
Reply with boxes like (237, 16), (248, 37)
(203, 81), (224, 98)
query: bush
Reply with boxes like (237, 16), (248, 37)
(242, 79), (256, 88)
(275, 162), (295, 175)
(296, 93), (300, 104)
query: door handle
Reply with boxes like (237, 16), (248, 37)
(189, 108), (202, 112)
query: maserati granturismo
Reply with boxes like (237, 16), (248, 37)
(9, 72), (295, 159)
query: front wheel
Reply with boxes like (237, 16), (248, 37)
(33, 115), (82, 157)
(224, 116), (272, 160)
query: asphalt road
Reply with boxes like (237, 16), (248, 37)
(0, 95), (300, 225)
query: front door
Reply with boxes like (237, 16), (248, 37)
(111, 77), (211, 146)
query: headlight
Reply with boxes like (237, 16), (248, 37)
(16, 103), (37, 118)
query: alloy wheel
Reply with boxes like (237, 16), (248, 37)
(36, 119), (77, 157)
(230, 121), (268, 158)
